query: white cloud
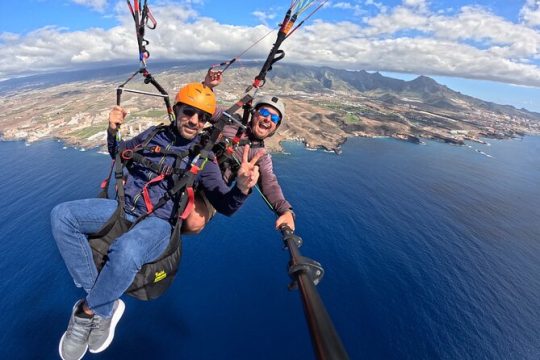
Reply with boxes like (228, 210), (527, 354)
(0, 32), (20, 42)
(71, 0), (108, 12)
(403, 0), (428, 10)
(364, 6), (428, 34)
(520, 0), (540, 27)
(363, 5), (540, 59)
(332, 2), (366, 16)
(286, 24), (540, 85)
(1, 2), (540, 88)
(251, 10), (277, 27)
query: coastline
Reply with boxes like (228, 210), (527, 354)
(2, 130), (534, 158)
(1, 67), (539, 156)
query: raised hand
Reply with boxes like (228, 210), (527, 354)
(203, 69), (223, 89)
(108, 105), (127, 131)
(236, 145), (265, 195)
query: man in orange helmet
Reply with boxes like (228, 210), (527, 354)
(51, 82), (262, 360)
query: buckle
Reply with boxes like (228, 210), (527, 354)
(121, 149), (133, 160)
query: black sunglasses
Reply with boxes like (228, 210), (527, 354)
(175, 104), (210, 122)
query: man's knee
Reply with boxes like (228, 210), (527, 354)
(51, 202), (67, 222)
(50, 202), (73, 235)
(181, 195), (210, 234)
(182, 214), (206, 234)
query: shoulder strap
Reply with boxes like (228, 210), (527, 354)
(97, 124), (167, 199)
(141, 124), (166, 148)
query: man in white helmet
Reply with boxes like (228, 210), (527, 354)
(186, 71), (295, 233)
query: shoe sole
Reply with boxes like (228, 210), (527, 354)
(59, 332), (88, 360)
(89, 299), (125, 353)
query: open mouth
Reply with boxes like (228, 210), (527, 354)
(258, 121), (272, 130)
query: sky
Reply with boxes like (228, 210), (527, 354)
(1, 0), (540, 112)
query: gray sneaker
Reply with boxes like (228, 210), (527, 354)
(88, 299), (125, 353)
(59, 300), (92, 360)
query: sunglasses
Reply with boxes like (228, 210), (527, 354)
(176, 104), (210, 122)
(257, 108), (280, 124)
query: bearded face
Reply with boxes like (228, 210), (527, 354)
(251, 105), (280, 139)
(175, 104), (210, 139)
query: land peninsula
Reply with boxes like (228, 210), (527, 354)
(0, 63), (539, 153)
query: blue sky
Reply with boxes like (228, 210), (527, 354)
(1, 1), (531, 31)
(2, 0), (540, 112)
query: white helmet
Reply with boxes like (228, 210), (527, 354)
(254, 96), (285, 126)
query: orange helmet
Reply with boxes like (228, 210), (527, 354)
(175, 83), (216, 115)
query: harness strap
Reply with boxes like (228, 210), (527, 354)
(141, 125), (166, 148)
(239, 138), (264, 148)
(98, 160), (116, 199)
(137, 140), (211, 215)
(142, 173), (165, 213)
(179, 187), (195, 220)
(138, 145), (191, 158)
(114, 151), (126, 209)
(129, 153), (200, 226)
(127, 151), (183, 176)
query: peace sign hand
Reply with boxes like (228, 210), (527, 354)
(236, 145), (265, 195)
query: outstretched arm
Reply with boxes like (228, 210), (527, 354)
(203, 69), (227, 124)
(256, 154), (296, 230)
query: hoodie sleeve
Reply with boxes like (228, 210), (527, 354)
(256, 153), (293, 215)
(197, 159), (248, 216)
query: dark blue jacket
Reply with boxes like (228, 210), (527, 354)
(107, 125), (247, 222)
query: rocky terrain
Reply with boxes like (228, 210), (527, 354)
(0, 62), (539, 153)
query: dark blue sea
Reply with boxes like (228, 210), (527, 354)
(0, 136), (539, 360)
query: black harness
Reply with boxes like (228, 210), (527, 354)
(89, 124), (210, 301)
(89, 95), (252, 301)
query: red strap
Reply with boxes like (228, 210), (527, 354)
(142, 174), (165, 213)
(180, 187), (195, 220)
(99, 160), (115, 189)
(232, 136), (241, 145)
(190, 165), (200, 175)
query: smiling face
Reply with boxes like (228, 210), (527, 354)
(251, 105), (280, 140)
(175, 104), (209, 140)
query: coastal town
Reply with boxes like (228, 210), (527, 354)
(1, 64), (539, 153)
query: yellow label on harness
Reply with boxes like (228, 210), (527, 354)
(154, 270), (167, 283)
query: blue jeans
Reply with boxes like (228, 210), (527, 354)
(51, 198), (172, 317)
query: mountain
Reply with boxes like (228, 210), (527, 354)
(0, 62), (539, 152)
(269, 64), (539, 116)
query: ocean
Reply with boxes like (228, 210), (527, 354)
(0, 136), (539, 359)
